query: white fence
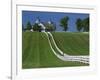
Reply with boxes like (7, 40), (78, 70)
(45, 32), (89, 64)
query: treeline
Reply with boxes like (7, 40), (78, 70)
(76, 17), (89, 32)
(60, 16), (89, 32)
(22, 21), (56, 32)
(23, 16), (89, 32)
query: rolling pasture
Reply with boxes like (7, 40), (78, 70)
(52, 32), (89, 55)
(22, 32), (89, 69)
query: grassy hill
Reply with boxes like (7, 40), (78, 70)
(52, 32), (89, 55)
(22, 32), (88, 69)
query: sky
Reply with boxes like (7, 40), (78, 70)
(22, 11), (89, 32)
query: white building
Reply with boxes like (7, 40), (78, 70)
(35, 18), (46, 32)
(33, 18), (54, 32)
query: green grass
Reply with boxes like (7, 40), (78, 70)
(52, 32), (89, 55)
(48, 33), (63, 56)
(22, 32), (88, 69)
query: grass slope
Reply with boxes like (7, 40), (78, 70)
(22, 32), (88, 69)
(52, 32), (89, 55)
(48, 33), (63, 56)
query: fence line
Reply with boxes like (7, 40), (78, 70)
(44, 32), (89, 64)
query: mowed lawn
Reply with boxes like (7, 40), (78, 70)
(22, 32), (88, 69)
(52, 32), (89, 55)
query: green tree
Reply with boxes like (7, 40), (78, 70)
(60, 16), (69, 31)
(83, 17), (89, 32)
(33, 23), (41, 32)
(45, 22), (56, 31)
(26, 21), (32, 30)
(76, 18), (83, 32)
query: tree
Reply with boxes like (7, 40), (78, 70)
(60, 16), (69, 31)
(45, 22), (56, 31)
(33, 23), (41, 32)
(26, 21), (32, 30)
(83, 17), (89, 32)
(76, 18), (83, 32)
(76, 17), (89, 32)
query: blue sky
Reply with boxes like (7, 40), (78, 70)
(22, 11), (89, 32)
